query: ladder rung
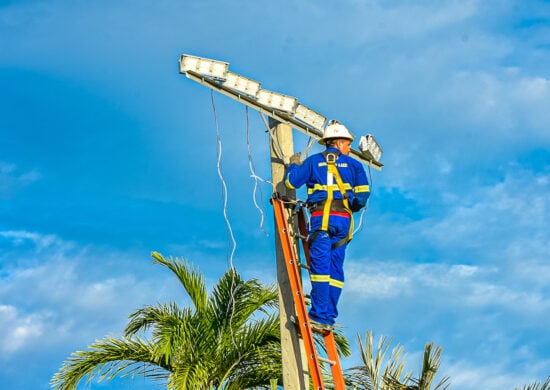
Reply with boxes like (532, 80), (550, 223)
(318, 356), (336, 366)
(298, 263), (310, 270)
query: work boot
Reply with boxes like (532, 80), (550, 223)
(309, 319), (333, 332)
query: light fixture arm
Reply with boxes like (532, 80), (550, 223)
(181, 66), (383, 170)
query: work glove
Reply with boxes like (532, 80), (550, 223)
(350, 198), (364, 212)
(289, 152), (302, 165)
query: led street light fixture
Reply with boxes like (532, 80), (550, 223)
(179, 54), (229, 79)
(256, 89), (298, 113)
(294, 104), (326, 130)
(359, 134), (383, 162)
(222, 71), (261, 97)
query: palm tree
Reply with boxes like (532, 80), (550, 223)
(345, 331), (450, 390)
(516, 376), (550, 390)
(345, 331), (408, 390)
(51, 252), (282, 389)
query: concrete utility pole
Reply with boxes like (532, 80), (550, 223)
(269, 119), (308, 389)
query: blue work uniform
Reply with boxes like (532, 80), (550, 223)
(285, 146), (370, 326)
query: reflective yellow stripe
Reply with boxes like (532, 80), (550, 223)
(307, 183), (352, 194)
(354, 184), (370, 193)
(310, 274), (330, 283)
(285, 176), (296, 190)
(329, 279), (344, 288)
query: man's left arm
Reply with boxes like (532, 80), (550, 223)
(350, 163), (370, 212)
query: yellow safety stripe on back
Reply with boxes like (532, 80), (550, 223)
(307, 183), (353, 194)
(354, 184), (370, 193)
(329, 278), (344, 288)
(310, 274), (330, 283)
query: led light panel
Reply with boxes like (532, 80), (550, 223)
(179, 54), (229, 79)
(222, 71), (261, 97)
(256, 89), (297, 113)
(294, 104), (326, 130)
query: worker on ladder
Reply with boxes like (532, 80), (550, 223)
(285, 120), (370, 332)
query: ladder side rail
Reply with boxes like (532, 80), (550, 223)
(272, 197), (326, 390)
(324, 331), (346, 390)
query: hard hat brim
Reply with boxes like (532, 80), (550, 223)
(318, 136), (354, 145)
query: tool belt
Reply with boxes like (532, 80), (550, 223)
(308, 198), (348, 213)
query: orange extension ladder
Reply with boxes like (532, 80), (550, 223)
(272, 195), (346, 390)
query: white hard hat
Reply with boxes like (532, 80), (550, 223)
(318, 120), (355, 145)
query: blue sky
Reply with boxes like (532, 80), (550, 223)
(1, 0), (549, 389)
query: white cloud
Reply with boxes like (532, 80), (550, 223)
(0, 229), (182, 357)
(416, 168), (550, 260)
(0, 305), (44, 353)
(341, 256), (550, 390)
(0, 161), (41, 198)
(446, 358), (550, 390)
(442, 70), (550, 139)
(344, 257), (550, 318)
(0, 230), (65, 252)
(345, 261), (413, 299)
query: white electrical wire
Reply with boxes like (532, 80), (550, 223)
(209, 91), (239, 351)
(210, 91), (237, 268)
(249, 174), (273, 185)
(353, 163), (374, 235)
(259, 113), (286, 162)
(245, 106), (269, 236)
(302, 136), (316, 159)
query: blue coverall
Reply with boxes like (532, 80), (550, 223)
(285, 146), (370, 326)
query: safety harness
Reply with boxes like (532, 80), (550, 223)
(308, 151), (354, 249)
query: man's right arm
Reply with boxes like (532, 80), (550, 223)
(285, 157), (309, 190)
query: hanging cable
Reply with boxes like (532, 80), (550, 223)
(209, 91), (240, 352)
(260, 113), (286, 162)
(302, 136), (316, 159)
(210, 91), (237, 269)
(353, 163), (374, 235)
(245, 106), (269, 236)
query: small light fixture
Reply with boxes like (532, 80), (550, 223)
(256, 89), (298, 113)
(358, 134), (383, 162)
(222, 71), (261, 97)
(179, 54), (229, 79)
(294, 104), (326, 130)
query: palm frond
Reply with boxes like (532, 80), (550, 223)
(151, 252), (208, 312)
(50, 337), (168, 390)
(345, 331), (409, 390)
(210, 268), (278, 335)
(383, 343), (450, 390)
(125, 301), (189, 336)
(515, 376), (550, 390)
